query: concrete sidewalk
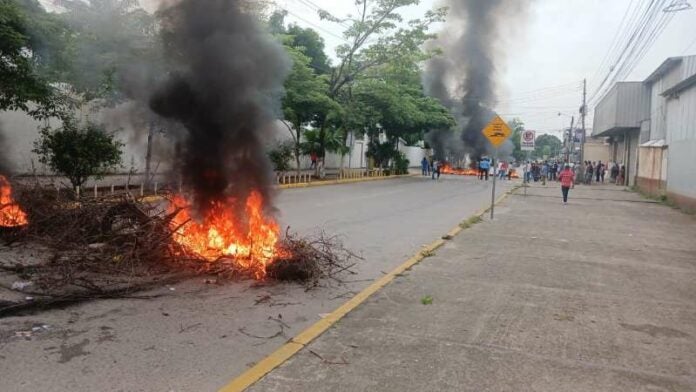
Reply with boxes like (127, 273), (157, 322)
(248, 184), (696, 391)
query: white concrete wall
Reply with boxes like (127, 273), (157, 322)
(0, 105), (173, 175)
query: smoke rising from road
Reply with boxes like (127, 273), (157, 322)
(149, 0), (290, 216)
(425, 0), (530, 160)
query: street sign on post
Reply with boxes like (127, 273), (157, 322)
(482, 115), (512, 220)
(521, 130), (536, 151)
(482, 115), (512, 147)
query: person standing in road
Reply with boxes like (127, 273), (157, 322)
(479, 158), (490, 181)
(541, 161), (549, 185)
(432, 160), (440, 180)
(596, 160), (603, 183)
(559, 164), (575, 204)
(585, 161), (594, 185)
(610, 161), (619, 182)
(421, 157), (429, 176)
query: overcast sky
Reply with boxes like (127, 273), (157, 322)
(280, 0), (696, 136)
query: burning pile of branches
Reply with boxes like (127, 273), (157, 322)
(0, 185), (357, 316)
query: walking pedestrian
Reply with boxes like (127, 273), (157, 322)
(421, 157), (429, 176)
(599, 161), (606, 183)
(596, 160), (603, 183)
(432, 160), (439, 180)
(310, 151), (318, 169)
(559, 164), (574, 204)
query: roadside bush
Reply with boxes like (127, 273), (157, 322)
(393, 152), (409, 175)
(268, 141), (294, 172)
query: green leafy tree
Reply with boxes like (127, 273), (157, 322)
(315, 0), (447, 161)
(0, 0), (73, 119)
(281, 45), (340, 175)
(33, 120), (123, 191)
(534, 134), (562, 160)
(508, 118), (527, 162)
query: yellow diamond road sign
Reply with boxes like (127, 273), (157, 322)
(482, 115), (512, 148)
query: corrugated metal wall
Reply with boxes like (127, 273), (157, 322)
(592, 85), (618, 135)
(665, 85), (696, 199)
(616, 82), (651, 127)
(593, 82), (650, 135)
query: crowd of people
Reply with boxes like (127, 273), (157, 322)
(576, 160), (626, 185)
(521, 160), (626, 186)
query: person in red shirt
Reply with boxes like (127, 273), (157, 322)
(558, 164), (575, 204)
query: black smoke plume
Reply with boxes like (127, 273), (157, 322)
(150, 0), (290, 216)
(425, 0), (528, 160)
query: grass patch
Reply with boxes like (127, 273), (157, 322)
(421, 249), (435, 258)
(421, 295), (433, 305)
(459, 215), (483, 229)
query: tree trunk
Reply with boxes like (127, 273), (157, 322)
(317, 122), (327, 178)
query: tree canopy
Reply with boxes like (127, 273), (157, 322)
(0, 0), (72, 119)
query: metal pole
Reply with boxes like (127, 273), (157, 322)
(524, 151), (529, 197)
(580, 78), (587, 164)
(570, 115), (575, 163)
(490, 154), (497, 220)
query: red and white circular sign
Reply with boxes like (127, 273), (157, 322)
(522, 131), (535, 143)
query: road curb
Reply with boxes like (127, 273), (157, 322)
(218, 186), (519, 392)
(137, 174), (417, 204)
(277, 173), (416, 189)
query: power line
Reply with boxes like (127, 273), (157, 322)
(589, 0), (669, 105)
(279, 5), (350, 43)
(290, 0), (352, 29)
(683, 35), (696, 54)
(590, 0), (639, 84)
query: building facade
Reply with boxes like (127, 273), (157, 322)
(592, 55), (696, 210)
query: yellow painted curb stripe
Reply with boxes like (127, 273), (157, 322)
(218, 186), (518, 392)
(277, 174), (415, 189)
(136, 175), (417, 204)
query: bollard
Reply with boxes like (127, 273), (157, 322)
(94, 184), (98, 198)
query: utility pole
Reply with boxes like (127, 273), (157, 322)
(144, 121), (155, 191)
(580, 78), (587, 164)
(567, 116), (574, 163)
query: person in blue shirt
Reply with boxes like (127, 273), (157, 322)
(479, 158), (490, 181)
(421, 157), (429, 176)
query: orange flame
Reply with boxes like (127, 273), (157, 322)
(0, 175), (28, 227)
(440, 163), (519, 178)
(440, 163), (479, 176)
(168, 191), (284, 279)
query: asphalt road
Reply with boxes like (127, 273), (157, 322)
(0, 175), (515, 392)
